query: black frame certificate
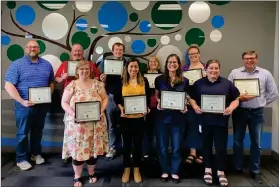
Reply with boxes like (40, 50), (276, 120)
(124, 95), (147, 114)
(201, 94), (226, 113)
(104, 59), (124, 75)
(67, 61), (78, 76)
(161, 91), (186, 110)
(144, 73), (162, 88)
(28, 87), (51, 104)
(75, 101), (100, 123)
(182, 68), (203, 85)
(233, 78), (260, 96)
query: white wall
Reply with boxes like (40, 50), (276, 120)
(272, 1), (279, 154)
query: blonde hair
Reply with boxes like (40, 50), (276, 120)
(148, 56), (161, 71)
(75, 60), (94, 79)
(122, 57), (144, 86)
(187, 44), (200, 53)
(242, 50), (258, 59)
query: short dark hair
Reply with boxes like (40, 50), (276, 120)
(112, 42), (125, 52)
(205, 59), (220, 69)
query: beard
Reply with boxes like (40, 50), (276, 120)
(28, 52), (39, 58)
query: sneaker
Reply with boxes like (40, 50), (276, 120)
(31, 155), (45, 165)
(105, 148), (116, 160)
(17, 161), (32, 170)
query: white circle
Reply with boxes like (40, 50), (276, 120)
(188, 2), (211, 23)
(160, 35), (170, 45)
(41, 54), (62, 75)
(75, 2), (93, 12)
(96, 46), (103, 54)
(42, 13), (68, 40)
(125, 35), (131, 42)
(108, 37), (123, 50)
(210, 30), (222, 42)
(156, 45), (183, 71)
(175, 34), (181, 41)
(130, 1), (150, 11)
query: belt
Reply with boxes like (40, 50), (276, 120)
(240, 107), (262, 111)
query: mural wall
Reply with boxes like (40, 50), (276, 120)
(1, 1), (277, 152)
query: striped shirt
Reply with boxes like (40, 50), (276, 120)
(5, 55), (54, 100)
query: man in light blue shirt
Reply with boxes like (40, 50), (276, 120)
(228, 50), (278, 184)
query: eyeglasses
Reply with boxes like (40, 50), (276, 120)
(243, 57), (256, 60)
(188, 52), (199, 56)
(168, 61), (178, 64)
(26, 46), (39, 49)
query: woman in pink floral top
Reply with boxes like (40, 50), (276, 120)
(61, 60), (109, 187)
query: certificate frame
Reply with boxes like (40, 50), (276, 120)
(75, 101), (101, 123)
(123, 95), (147, 115)
(182, 68), (203, 85)
(143, 73), (162, 88)
(160, 90), (186, 111)
(201, 94), (226, 113)
(28, 87), (52, 104)
(233, 78), (260, 97)
(104, 58), (124, 75)
(67, 61), (79, 77)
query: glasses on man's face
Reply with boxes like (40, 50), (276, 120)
(26, 46), (39, 49)
(243, 57), (256, 61)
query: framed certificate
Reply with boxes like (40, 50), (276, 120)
(75, 101), (100, 123)
(161, 91), (186, 110)
(144, 73), (162, 88)
(124, 95), (147, 114)
(201, 94), (226, 113)
(67, 61), (78, 76)
(104, 59), (124, 75)
(182, 68), (203, 85)
(233, 78), (260, 96)
(28, 87), (52, 104)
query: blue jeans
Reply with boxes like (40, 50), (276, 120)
(105, 93), (119, 149)
(157, 119), (185, 175)
(232, 107), (264, 173)
(186, 108), (202, 149)
(14, 101), (49, 163)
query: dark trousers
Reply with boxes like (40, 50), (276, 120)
(202, 125), (228, 171)
(120, 117), (144, 167)
(186, 108), (202, 149)
(232, 107), (264, 173)
(143, 107), (157, 156)
(14, 101), (49, 163)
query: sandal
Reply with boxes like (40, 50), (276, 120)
(185, 155), (196, 164)
(203, 172), (213, 186)
(217, 174), (228, 187)
(195, 156), (203, 164)
(89, 173), (97, 184)
(73, 177), (83, 187)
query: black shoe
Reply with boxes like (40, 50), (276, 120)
(249, 172), (263, 184)
(160, 175), (168, 182)
(171, 175), (180, 183)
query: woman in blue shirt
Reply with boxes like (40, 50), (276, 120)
(154, 54), (189, 183)
(189, 59), (240, 187)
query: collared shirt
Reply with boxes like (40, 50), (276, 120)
(5, 55), (54, 100)
(190, 76), (240, 127)
(228, 66), (278, 108)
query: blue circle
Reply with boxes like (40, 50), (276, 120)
(131, 40), (146, 54)
(179, 0), (187, 4)
(1, 35), (11, 45)
(211, 15), (224, 28)
(139, 20), (151, 33)
(76, 18), (88, 31)
(15, 5), (35, 26)
(98, 2), (128, 32)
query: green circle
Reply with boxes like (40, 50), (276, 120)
(129, 13), (138, 22)
(7, 1), (16, 9)
(208, 1), (230, 5)
(90, 27), (98, 34)
(71, 31), (91, 50)
(7, 44), (24, 61)
(36, 40), (46, 54)
(151, 1), (182, 30)
(60, 53), (70, 62)
(185, 28), (205, 46)
(147, 38), (156, 47)
(37, 1), (68, 11)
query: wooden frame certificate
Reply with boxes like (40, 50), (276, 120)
(104, 59), (124, 75)
(201, 94), (226, 113)
(67, 61), (78, 76)
(161, 91), (186, 110)
(28, 87), (51, 104)
(182, 68), (203, 85)
(233, 78), (260, 96)
(124, 95), (147, 114)
(144, 73), (162, 88)
(75, 101), (101, 123)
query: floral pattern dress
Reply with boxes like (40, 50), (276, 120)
(62, 80), (108, 161)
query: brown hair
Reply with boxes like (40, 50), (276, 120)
(164, 54), (184, 84)
(242, 50), (258, 59)
(205, 59), (221, 69)
(148, 56), (161, 71)
(187, 44), (200, 53)
(122, 57), (144, 86)
(75, 60), (93, 79)
(112, 42), (125, 52)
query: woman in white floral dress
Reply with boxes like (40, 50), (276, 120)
(61, 60), (108, 187)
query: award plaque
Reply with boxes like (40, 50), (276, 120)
(28, 87), (51, 104)
(75, 101), (100, 122)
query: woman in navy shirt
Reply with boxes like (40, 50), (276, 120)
(154, 54), (189, 183)
(189, 59), (240, 187)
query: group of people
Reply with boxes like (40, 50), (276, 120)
(4, 40), (278, 187)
